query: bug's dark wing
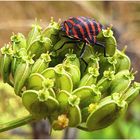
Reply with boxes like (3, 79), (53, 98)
(86, 19), (103, 36)
(73, 17), (103, 35)
(79, 17), (104, 45)
(64, 17), (103, 44)
(79, 17), (103, 35)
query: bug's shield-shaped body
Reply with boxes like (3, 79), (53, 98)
(61, 16), (103, 45)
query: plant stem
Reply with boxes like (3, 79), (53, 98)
(63, 128), (78, 139)
(0, 115), (35, 132)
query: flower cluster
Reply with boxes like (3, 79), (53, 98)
(0, 18), (140, 132)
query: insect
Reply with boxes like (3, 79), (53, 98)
(60, 16), (106, 58)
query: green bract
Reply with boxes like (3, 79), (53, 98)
(97, 69), (115, 94)
(79, 67), (99, 87)
(22, 89), (59, 119)
(42, 17), (61, 46)
(86, 94), (127, 131)
(114, 47), (131, 72)
(109, 70), (135, 94)
(55, 64), (73, 92)
(27, 23), (42, 48)
(98, 55), (117, 80)
(31, 52), (51, 73)
(64, 53), (80, 68)
(96, 26), (116, 56)
(11, 48), (27, 77)
(72, 85), (101, 108)
(27, 35), (52, 59)
(0, 17), (139, 133)
(121, 82), (140, 104)
(0, 44), (13, 85)
(11, 33), (27, 51)
(105, 36), (117, 56)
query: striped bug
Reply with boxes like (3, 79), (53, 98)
(60, 16), (106, 58)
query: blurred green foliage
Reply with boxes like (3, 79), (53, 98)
(0, 81), (32, 138)
(0, 81), (28, 120)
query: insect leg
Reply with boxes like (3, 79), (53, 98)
(80, 42), (88, 69)
(61, 35), (80, 41)
(81, 58), (88, 70)
(55, 40), (79, 51)
(80, 42), (86, 58)
(95, 42), (106, 57)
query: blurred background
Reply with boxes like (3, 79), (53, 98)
(0, 1), (140, 139)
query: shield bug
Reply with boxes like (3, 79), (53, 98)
(60, 16), (105, 57)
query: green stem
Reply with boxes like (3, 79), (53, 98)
(0, 115), (35, 133)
